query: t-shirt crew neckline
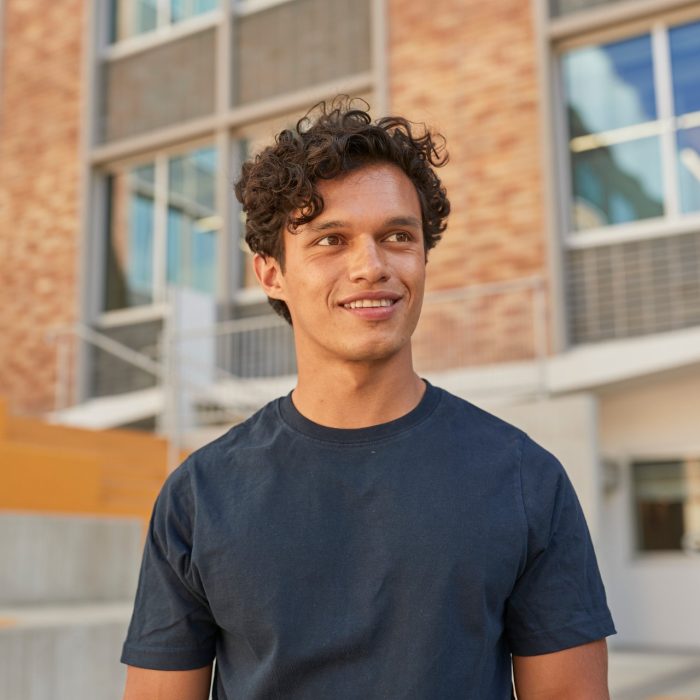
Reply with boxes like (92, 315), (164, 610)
(277, 379), (442, 445)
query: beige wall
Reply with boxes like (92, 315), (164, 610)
(597, 365), (700, 650)
(599, 366), (700, 458)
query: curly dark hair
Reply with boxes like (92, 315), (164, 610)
(234, 97), (450, 323)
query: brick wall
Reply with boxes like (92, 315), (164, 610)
(389, 0), (552, 364)
(0, 0), (552, 416)
(0, 0), (83, 414)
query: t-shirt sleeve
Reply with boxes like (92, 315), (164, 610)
(505, 434), (616, 656)
(121, 461), (218, 670)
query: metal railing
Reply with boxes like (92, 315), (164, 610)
(48, 276), (548, 469)
(416, 275), (548, 387)
(47, 324), (164, 412)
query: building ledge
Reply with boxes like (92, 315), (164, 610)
(547, 325), (700, 394)
(48, 388), (163, 430)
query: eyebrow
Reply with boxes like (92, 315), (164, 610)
(309, 215), (422, 232)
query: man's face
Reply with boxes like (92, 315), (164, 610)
(256, 163), (426, 368)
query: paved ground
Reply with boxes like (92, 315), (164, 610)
(609, 649), (700, 700)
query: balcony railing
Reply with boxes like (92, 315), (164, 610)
(48, 276), (548, 468)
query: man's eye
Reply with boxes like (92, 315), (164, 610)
(317, 234), (342, 246)
(386, 232), (411, 242)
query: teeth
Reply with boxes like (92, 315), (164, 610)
(344, 299), (395, 309)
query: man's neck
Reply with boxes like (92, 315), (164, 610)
(291, 356), (426, 429)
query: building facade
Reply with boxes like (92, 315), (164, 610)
(1, 0), (699, 651)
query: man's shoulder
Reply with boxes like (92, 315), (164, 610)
(170, 396), (284, 479)
(431, 383), (526, 443)
(431, 385), (564, 478)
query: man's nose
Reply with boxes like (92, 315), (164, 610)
(348, 236), (389, 283)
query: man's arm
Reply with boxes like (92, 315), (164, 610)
(123, 664), (213, 700)
(512, 639), (610, 700)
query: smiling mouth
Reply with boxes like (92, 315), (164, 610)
(343, 298), (397, 310)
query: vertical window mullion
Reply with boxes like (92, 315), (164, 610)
(158, 0), (172, 28)
(652, 21), (680, 220)
(553, 49), (575, 240)
(214, 134), (232, 303)
(153, 153), (169, 303)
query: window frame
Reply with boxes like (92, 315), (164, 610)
(627, 454), (700, 559)
(103, 1), (221, 61)
(234, 0), (297, 17)
(99, 137), (221, 325)
(553, 5), (700, 247)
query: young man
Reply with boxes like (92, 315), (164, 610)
(121, 100), (615, 699)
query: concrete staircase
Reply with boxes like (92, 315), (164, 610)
(0, 400), (179, 699)
(0, 512), (143, 700)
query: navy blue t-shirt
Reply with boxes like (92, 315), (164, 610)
(122, 382), (615, 698)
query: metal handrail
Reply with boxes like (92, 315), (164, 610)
(420, 276), (549, 393)
(48, 276), (549, 468)
(47, 323), (163, 378)
(168, 311), (289, 341)
(46, 323), (166, 413)
(423, 275), (545, 303)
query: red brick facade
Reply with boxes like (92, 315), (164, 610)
(0, 0), (84, 414)
(389, 0), (551, 367)
(0, 0), (551, 412)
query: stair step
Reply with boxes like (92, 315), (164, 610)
(0, 513), (143, 606)
(0, 602), (131, 700)
(0, 602), (133, 629)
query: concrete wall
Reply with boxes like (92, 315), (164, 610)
(0, 513), (141, 605)
(599, 366), (700, 457)
(0, 513), (143, 700)
(598, 366), (700, 650)
(0, 616), (130, 700)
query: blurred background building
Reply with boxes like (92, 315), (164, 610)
(1, 0), (700, 697)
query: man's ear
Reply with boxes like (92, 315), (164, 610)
(253, 253), (286, 301)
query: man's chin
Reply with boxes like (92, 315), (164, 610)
(340, 339), (412, 365)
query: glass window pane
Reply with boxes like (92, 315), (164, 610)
(563, 34), (656, 138)
(111, 0), (158, 42)
(677, 127), (700, 214)
(634, 461), (686, 552)
(170, 0), (218, 24)
(670, 20), (700, 117)
(167, 147), (218, 295)
(571, 137), (664, 230)
(105, 164), (156, 310)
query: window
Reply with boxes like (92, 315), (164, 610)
(671, 21), (700, 215)
(633, 458), (700, 553)
(110, 0), (218, 43)
(105, 145), (218, 312)
(561, 18), (700, 233)
(167, 148), (218, 294)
